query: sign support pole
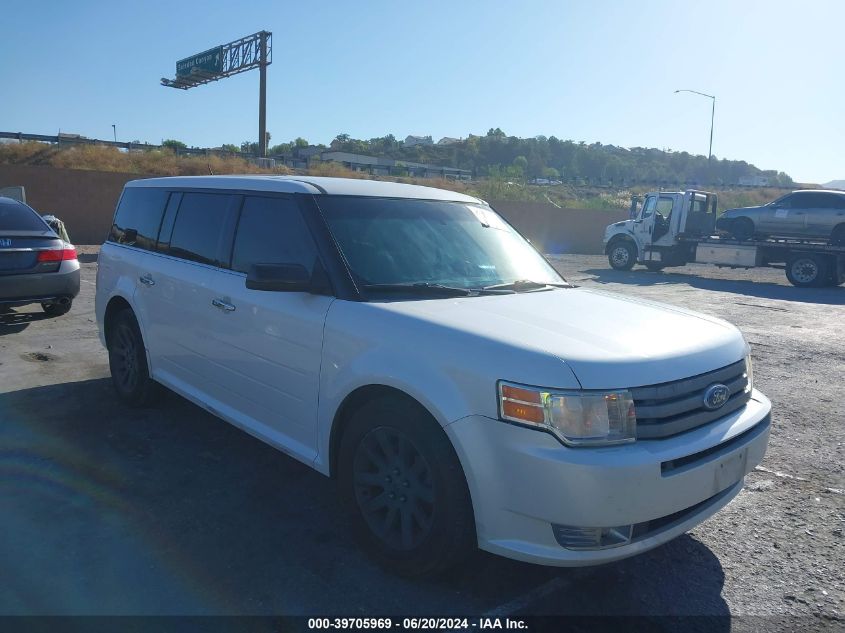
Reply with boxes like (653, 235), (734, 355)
(258, 31), (268, 158)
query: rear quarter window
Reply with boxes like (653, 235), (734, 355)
(109, 187), (170, 249)
(0, 199), (50, 232)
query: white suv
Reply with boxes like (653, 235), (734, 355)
(96, 176), (771, 576)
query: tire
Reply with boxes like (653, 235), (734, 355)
(785, 254), (829, 288)
(337, 396), (475, 577)
(830, 225), (845, 246)
(106, 308), (159, 407)
(42, 300), (72, 316)
(607, 241), (636, 271)
(731, 217), (755, 241)
(644, 261), (665, 272)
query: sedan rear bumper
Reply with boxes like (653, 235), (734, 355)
(0, 260), (80, 305)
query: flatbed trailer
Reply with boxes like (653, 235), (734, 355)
(666, 236), (845, 287)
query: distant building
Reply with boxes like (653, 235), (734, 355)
(317, 151), (470, 180)
(739, 175), (770, 187)
(437, 137), (461, 146)
(404, 135), (433, 147)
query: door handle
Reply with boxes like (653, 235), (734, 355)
(139, 274), (155, 286)
(212, 298), (236, 312)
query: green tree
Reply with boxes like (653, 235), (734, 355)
(161, 139), (187, 152)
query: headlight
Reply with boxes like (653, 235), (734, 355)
(498, 382), (636, 446)
(744, 354), (754, 393)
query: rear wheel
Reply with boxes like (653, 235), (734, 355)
(608, 241), (636, 271)
(337, 396), (475, 577)
(107, 308), (159, 406)
(731, 217), (755, 241)
(42, 300), (72, 316)
(785, 254), (829, 288)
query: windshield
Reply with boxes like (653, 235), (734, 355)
(317, 196), (564, 291)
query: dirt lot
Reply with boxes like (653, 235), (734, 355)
(0, 248), (842, 627)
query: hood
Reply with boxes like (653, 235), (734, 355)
(721, 206), (765, 217)
(371, 288), (746, 389)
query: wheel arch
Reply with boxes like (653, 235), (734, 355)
(605, 233), (638, 256)
(103, 295), (134, 343)
(328, 384), (442, 479)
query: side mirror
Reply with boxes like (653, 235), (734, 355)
(246, 263), (312, 292)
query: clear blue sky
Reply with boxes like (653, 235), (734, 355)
(2, 0), (842, 183)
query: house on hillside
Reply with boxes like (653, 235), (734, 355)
(404, 135), (433, 147)
(437, 137), (461, 146)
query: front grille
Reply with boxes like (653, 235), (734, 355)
(632, 360), (750, 440)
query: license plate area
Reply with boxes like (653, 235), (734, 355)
(714, 447), (748, 491)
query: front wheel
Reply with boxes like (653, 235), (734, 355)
(608, 241), (636, 271)
(785, 254), (829, 288)
(731, 217), (755, 241)
(337, 396), (475, 577)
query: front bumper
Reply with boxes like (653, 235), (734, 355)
(0, 260), (80, 305)
(445, 390), (771, 566)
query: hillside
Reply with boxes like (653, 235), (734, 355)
(0, 141), (788, 212)
(314, 130), (794, 188)
(823, 180), (845, 190)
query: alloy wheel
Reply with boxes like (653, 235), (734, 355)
(352, 426), (435, 551)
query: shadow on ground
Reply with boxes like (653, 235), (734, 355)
(0, 309), (53, 335)
(0, 378), (729, 620)
(582, 268), (844, 304)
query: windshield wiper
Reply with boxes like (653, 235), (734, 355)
(361, 282), (473, 297)
(481, 279), (566, 292)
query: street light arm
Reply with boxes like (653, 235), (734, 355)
(675, 89), (715, 100)
(674, 89), (716, 167)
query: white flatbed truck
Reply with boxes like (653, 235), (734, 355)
(603, 190), (845, 288)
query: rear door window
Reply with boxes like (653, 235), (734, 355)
(0, 199), (50, 232)
(109, 188), (170, 250)
(231, 196), (319, 274)
(166, 192), (239, 267)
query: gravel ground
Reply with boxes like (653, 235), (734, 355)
(0, 248), (842, 628)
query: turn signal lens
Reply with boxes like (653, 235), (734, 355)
(498, 381), (636, 446)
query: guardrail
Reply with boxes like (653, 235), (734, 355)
(0, 131), (255, 159)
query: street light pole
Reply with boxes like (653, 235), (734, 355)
(674, 89), (715, 167)
(112, 124), (117, 143)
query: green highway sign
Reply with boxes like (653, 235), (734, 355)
(176, 46), (223, 76)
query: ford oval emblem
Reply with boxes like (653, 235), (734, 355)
(703, 384), (730, 410)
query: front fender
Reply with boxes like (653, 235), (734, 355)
(312, 300), (578, 475)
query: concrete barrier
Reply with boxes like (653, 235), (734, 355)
(491, 201), (627, 255)
(0, 165), (139, 244)
(0, 165), (626, 253)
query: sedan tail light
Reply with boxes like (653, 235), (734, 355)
(37, 247), (77, 262)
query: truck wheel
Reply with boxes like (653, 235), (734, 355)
(785, 254), (829, 288)
(731, 218), (755, 241)
(644, 262), (665, 272)
(337, 395), (475, 577)
(608, 241), (636, 271)
(106, 308), (160, 407)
